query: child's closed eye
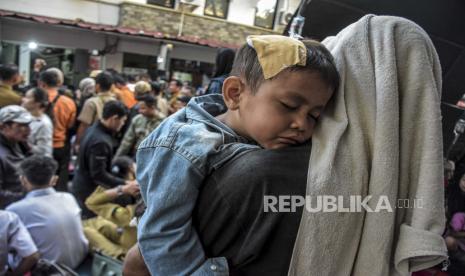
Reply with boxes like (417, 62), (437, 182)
(280, 101), (298, 110)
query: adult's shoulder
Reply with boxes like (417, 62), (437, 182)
(0, 209), (20, 222)
(5, 199), (29, 214)
(216, 144), (311, 180)
(58, 94), (77, 110)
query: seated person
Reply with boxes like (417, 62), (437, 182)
(6, 155), (88, 269)
(83, 157), (142, 259)
(136, 35), (338, 275)
(0, 210), (39, 276)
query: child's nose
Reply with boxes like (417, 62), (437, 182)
(290, 113), (309, 132)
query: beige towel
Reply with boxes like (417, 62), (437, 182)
(247, 35), (307, 79)
(288, 15), (447, 276)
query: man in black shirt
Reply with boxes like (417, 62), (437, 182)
(72, 100), (134, 218)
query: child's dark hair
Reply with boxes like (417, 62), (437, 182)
(111, 156), (135, 179)
(19, 155), (58, 187)
(230, 39), (340, 94)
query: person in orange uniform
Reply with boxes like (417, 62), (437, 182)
(113, 74), (137, 109)
(38, 70), (76, 192)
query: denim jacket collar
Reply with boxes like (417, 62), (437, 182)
(185, 94), (252, 144)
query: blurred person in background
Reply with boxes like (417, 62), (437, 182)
(21, 87), (53, 156)
(30, 58), (47, 87)
(166, 79), (182, 114)
(74, 72), (116, 152)
(75, 77), (96, 113)
(180, 86), (194, 98)
(83, 156), (141, 259)
(113, 74), (137, 110)
(172, 95), (191, 113)
(115, 95), (165, 158)
(204, 48), (235, 95)
(0, 64), (22, 108)
(6, 155), (88, 269)
(150, 81), (169, 116)
(126, 75), (137, 92)
(0, 105), (32, 209)
(72, 101), (134, 219)
(0, 210), (39, 275)
(39, 70), (76, 192)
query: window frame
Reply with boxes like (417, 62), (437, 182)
(146, 0), (175, 9)
(203, 0), (230, 19)
(253, 0), (279, 29)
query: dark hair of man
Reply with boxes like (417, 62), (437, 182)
(29, 87), (49, 109)
(137, 94), (157, 108)
(95, 72), (114, 92)
(102, 100), (127, 120)
(213, 48), (235, 78)
(39, 70), (59, 87)
(19, 155), (58, 187)
(230, 39), (340, 94)
(150, 81), (161, 94)
(0, 64), (19, 81)
(172, 79), (182, 87)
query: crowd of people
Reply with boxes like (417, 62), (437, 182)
(0, 54), (228, 274)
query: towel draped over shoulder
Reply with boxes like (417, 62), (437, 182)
(288, 15), (447, 276)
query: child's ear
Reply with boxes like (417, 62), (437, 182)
(222, 76), (244, 110)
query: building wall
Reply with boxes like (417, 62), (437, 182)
(0, 0), (119, 25)
(0, 0), (300, 31)
(119, 2), (279, 47)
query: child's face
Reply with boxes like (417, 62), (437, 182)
(238, 70), (333, 149)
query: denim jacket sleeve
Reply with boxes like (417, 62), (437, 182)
(137, 145), (229, 276)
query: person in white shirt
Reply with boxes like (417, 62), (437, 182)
(21, 87), (53, 156)
(0, 210), (39, 275)
(7, 155), (88, 269)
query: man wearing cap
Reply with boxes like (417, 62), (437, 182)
(0, 105), (32, 209)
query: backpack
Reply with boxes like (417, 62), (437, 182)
(44, 94), (60, 126)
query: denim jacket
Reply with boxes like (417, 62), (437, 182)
(136, 94), (260, 275)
